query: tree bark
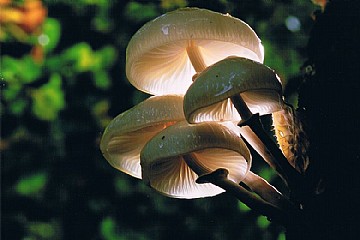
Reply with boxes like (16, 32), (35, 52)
(286, 0), (360, 239)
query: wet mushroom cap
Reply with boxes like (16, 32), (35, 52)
(140, 121), (251, 199)
(126, 7), (264, 95)
(184, 57), (284, 123)
(100, 95), (185, 178)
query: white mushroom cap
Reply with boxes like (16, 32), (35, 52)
(126, 7), (264, 95)
(184, 57), (284, 123)
(100, 95), (185, 178)
(140, 121), (251, 199)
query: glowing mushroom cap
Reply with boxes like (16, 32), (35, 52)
(140, 121), (251, 199)
(184, 57), (284, 123)
(126, 7), (264, 95)
(100, 95), (184, 178)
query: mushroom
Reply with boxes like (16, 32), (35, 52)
(140, 121), (251, 198)
(184, 56), (283, 123)
(100, 95), (185, 178)
(126, 7), (264, 95)
(184, 56), (302, 184)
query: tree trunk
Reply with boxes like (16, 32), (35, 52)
(286, 0), (360, 239)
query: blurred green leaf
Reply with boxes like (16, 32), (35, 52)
(100, 217), (123, 240)
(82, 0), (107, 7)
(100, 217), (147, 240)
(61, 43), (115, 74)
(2, 56), (19, 82)
(114, 176), (132, 195)
(41, 18), (61, 53)
(96, 45), (117, 69)
(93, 16), (112, 33)
(26, 221), (61, 240)
(92, 99), (111, 128)
(124, 1), (159, 23)
(161, 0), (187, 10)
(94, 70), (111, 90)
(9, 98), (27, 115)
(2, 55), (41, 84)
(20, 56), (42, 83)
(28, 223), (54, 238)
(31, 73), (65, 121)
(3, 81), (21, 102)
(238, 202), (251, 212)
(86, 0), (114, 32)
(45, 55), (63, 73)
(257, 216), (270, 229)
(15, 172), (48, 196)
(258, 165), (277, 182)
(63, 42), (94, 72)
(263, 41), (302, 84)
(277, 232), (286, 240)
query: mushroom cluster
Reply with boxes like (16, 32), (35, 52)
(101, 7), (299, 219)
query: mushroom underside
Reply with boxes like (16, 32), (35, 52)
(144, 148), (249, 198)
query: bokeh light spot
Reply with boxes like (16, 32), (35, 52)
(285, 16), (301, 32)
(38, 34), (50, 46)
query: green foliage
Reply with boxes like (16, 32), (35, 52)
(100, 217), (122, 240)
(100, 217), (147, 240)
(26, 221), (61, 240)
(62, 43), (97, 72)
(161, 0), (188, 10)
(263, 41), (303, 84)
(277, 232), (286, 240)
(8, 98), (27, 115)
(257, 215), (271, 229)
(56, 42), (116, 88)
(2, 55), (41, 84)
(28, 222), (55, 238)
(15, 172), (48, 197)
(258, 165), (277, 182)
(114, 176), (132, 195)
(238, 201), (251, 212)
(124, 1), (159, 23)
(92, 99), (111, 128)
(41, 18), (61, 53)
(31, 74), (65, 121)
(125, 1), (159, 22)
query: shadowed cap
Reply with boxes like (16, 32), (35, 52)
(184, 57), (284, 123)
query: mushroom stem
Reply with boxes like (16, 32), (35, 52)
(195, 168), (290, 225)
(186, 40), (207, 72)
(230, 95), (302, 187)
(242, 171), (295, 211)
(231, 95), (253, 120)
(239, 126), (278, 170)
